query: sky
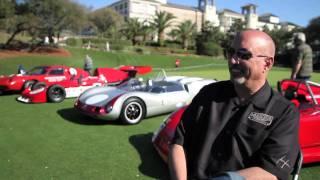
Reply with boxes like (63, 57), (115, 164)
(76, 0), (320, 27)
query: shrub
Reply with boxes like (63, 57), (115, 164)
(197, 42), (223, 56)
(66, 38), (81, 47)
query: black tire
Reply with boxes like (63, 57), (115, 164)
(22, 80), (36, 90)
(47, 85), (66, 103)
(120, 98), (146, 125)
(31, 82), (46, 91)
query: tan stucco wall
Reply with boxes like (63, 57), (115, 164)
(160, 5), (203, 35)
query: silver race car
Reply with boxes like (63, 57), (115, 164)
(74, 76), (216, 124)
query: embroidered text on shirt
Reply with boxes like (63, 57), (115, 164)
(248, 112), (273, 126)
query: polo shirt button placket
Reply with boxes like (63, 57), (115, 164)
(226, 130), (231, 135)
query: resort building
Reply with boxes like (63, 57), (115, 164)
(107, 0), (298, 36)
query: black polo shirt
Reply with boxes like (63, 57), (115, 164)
(172, 80), (300, 180)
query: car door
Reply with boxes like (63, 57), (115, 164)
(44, 68), (67, 85)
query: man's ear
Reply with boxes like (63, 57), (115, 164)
(265, 57), (274, 69)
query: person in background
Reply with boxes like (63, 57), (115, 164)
(290, 32), (313, 80)
(169, 30), (300, 180)
(17, 64), (26, 75)
(84, 54), (93, 75)
(175, 59), (181, 68)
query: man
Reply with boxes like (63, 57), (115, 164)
(291, 32), (313, 80)
(84, 54), (93, 75)
(169, 30), (300, 180)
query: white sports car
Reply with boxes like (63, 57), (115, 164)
(74, 76), (216, 124)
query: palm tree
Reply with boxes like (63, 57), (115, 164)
(140, 21), (155, 45)
(151, 11), (175, 46)
(122, 18), (143, 45)
(176, 20), (196, 50)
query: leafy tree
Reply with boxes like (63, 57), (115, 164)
(2, 0), (88, 48)
(268, 28), (294, 54)
(140, 23), (154, 44)
(228, 19), (245, 34)
(168, 29), (179, 41)
(305, 16), (320, 44)
(196, 21), (225, 56)
(122, 18), (143, 45)
(151, 11), (175, 46)
(2, 0), (38, 47)
(175, 20), (196, 50)
(89, 8), (124, 38)
(0, 0), (15, 20)
(26, 0), (87, 43)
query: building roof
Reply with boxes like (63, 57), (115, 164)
(259, 13), (279, 18)
(241, 3), (258, 8)
(280, 21), (300, 27)
(218, 8), (242, 15)
(258, 18), (278, 24)
(165, 2), (199, 11)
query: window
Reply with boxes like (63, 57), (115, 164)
(49, 68), (64, 75)
(166, 84), (184, 92)
(150, 87), (166, 93)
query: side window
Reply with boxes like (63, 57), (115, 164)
(166, 84), (184, 92)
(150, 87), (165, 93)
(49, 68), (64, 75)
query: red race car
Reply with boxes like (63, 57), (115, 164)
(0, 65), (151, 103)
(152, 80), (320, 164)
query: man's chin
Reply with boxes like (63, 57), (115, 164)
(231, 77), (246, 85)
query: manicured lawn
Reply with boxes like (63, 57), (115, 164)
(0, 48), (319, 179)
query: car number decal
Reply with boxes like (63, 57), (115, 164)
(44, 76), (66, 82)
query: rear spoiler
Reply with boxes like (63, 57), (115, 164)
(119, 66), (152, 76)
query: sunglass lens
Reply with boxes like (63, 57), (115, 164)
(237, 49), (252, 60)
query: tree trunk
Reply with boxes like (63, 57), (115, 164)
(4, 23), (25, 48)
(183, 39), (188, 50)
(158, 32), (164, 46)
(48, 28), (54, 44)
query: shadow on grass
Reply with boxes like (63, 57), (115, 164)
(129, 132), (170, 180)
(0, 91), (19, 96)
(57, 108), (122, 126)
(303, 162), (320, 168)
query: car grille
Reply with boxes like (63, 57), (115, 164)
(76, 100), (102, 114)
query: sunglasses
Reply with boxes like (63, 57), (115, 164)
(226, 48), (269, 60)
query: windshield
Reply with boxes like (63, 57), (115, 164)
(27, 67), (47, 75)
(116, 79), (145, 91)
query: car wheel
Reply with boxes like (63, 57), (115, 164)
(47, 85), (66, 103)
(31, 82), (46, 91)
(120, 98), (146, 125)
(22, 80), (36, 90)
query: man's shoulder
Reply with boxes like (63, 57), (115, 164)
(196, 80), (235, 101)
(298, 43), (312, 52)
(271, 90), (298, 112)
(203, 80), (233, 90)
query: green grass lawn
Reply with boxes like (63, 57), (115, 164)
(0, 48), (320, 179)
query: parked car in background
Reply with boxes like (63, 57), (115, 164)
(75, 75), (217, 125)
(11, 65), (152, 103)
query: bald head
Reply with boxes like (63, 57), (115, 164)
(234, 30), (276, 58)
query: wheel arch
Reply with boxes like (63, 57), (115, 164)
(125, 96), (147, 115)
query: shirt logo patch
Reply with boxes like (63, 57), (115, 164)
(276, 156), (290, 169)
(248, 112), (273, 126)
